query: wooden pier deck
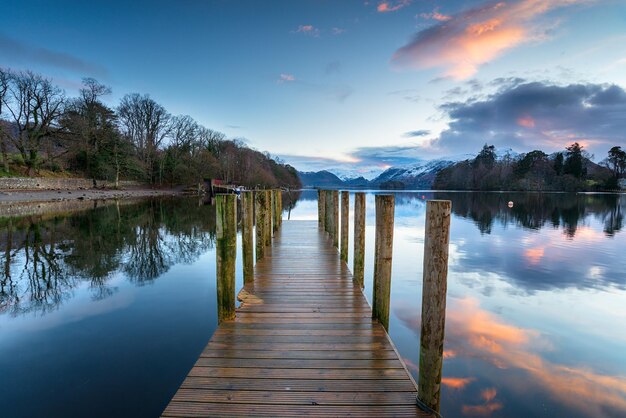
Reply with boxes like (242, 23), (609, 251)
(162, 220), (429, 417)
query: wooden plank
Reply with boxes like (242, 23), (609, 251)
(163, 402), (428, 417)
(162, 220), (426, 417)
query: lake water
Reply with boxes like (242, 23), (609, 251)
(1, 192), (625, 417)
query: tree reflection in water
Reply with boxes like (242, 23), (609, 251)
(0, 198), (216, 316)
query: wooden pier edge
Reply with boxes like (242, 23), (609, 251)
(162, 218), (431, 418)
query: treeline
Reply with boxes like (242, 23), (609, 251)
(0, 68), (301, 188)
(434, 143), (625, 192)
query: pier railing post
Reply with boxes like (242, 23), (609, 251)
(340, 191), (349, 262)
(277, 189), (283, 227)
(264, 190), (272, 247)
(418, 200), (452, 414)
(372, 194), (394, 331)
(332, 190), (339, 248)
(216, 193), (237, 323)
(318, 189), (326, 229)
(272, 189), (279, 234)
(353, 192), (365, 288)
(255, 191), (266, 261)
(325, 190), (332, 234)
(241, 191), (254, 284)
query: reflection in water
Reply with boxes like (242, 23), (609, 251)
(0, 198), (215, 316)
(397, 299), (626, 418)
(288, 190), (626, 418)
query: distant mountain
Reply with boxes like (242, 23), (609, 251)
(298, 170), (345, 187)
(298, 158), (458, 189)
(370, 159), (457, 188)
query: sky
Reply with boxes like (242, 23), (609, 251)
(1, 0), (626, 178)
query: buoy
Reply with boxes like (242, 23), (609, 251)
(508, 201), (514, 208)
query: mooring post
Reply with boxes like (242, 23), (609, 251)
(372, 194), (394, 331)
(353, 192), (366, 288)
(216, 193), (237, 323)
(318, 189), (326, 229)
(241, 191), (254, 284)
(264, 190), (272, 247)
(277, 190), (283, 227)
(272, 189), (280, 234)
(418, 200), (452, 414)
(255, 191), (266, 261)
(270, 189), (275, 236)
(325, 190), (332, 234)
(332, 190), (339, 248)
(340, 191), (349, 262)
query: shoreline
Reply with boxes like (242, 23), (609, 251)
(0, 188), (183, 204)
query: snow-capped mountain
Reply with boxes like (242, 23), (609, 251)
(370, 158), (458, 188)
(297, 148), (523, 189)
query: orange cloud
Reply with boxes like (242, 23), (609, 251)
(462, 402), (503, 416)
(481, 388), (498, 402)
(377, 0), (411, 13)
(442, 376), (476, 389)
(392, 0), (585, 79)
(517, 115), (536, 128)
(524, 246), (545, 264)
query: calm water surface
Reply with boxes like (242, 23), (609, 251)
(1, 192), (625, 417)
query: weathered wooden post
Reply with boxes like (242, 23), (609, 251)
(255, 191), (267, 260)
(241, 191), (254, 284)
(216, 194), (237, 323)
(372, 194), (394, 331)
(318, 189), (326, 229)
(325, 190), (332, 234)
(277, 190), (283, 227)
(264, 190), (272, 247)
(340, 191), (349, 262)
(270, 189), (275, 237)
(418, 200), (452, 414)
(353, 192), (366, 288)
(272, 189), (280, 233)
(332, 190), (339, 248)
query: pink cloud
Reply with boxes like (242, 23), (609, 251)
(392, 0), (585, 79)
(377, 0), (412, 13)
(293, 25), (320, 37)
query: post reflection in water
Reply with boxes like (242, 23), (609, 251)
(288, 190), (626, 418)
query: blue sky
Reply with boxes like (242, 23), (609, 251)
(2, 0), (626, 177)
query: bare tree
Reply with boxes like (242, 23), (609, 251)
(0, 68), (12, 172)
(2, 71), (65, 175)
(117, 93), (171, 182)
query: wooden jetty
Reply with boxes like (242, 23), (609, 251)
(162, 190), (451, 417)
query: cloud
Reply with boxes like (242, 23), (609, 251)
(404, 129), (430, 137)
(377, 0), (412, 13)
(432, 81), (626, 157)
(441, 376), (476, 389)
(332, 27), (347, 35)
(0, 32), (107, 76)
(391, 0), (585, 79)
(277, 73), (295, 83)
(293, 25), (320, 37)
(419, 9), (452, 21)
